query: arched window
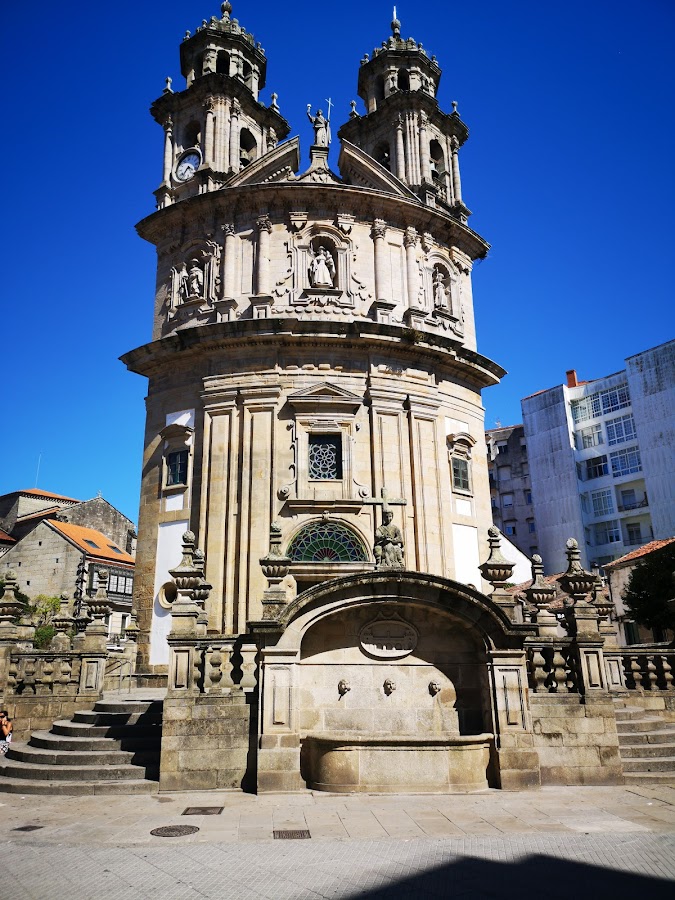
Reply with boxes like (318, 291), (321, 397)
(397, 68), (410, 91)
(184, 122), (201, 149)
(430, 140), (445, 182)
(374, 142), (391, 171)
(374, 75), (385, 105)
(287, 521), (369, 563)
(216, 51), (230, 75)
(241, 60), (253, 88)
(239, 128), (257, 167)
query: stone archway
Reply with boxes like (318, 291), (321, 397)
(256, 572), (540, 793)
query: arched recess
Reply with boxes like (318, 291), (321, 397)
(183, 121), (202, 150)
(397, 68), (410, 91)
(216, 51), (230, 75)
(373, 141), (391, 171)
(239, 128), (257, 167)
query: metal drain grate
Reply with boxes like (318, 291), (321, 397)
(12, 825), (44, 832)
(182, 807), (223, 816)
(273, 829), (311, 840)
(150, 825), (200, 837)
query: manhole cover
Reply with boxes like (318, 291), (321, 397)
(12, 825), (44, 833)
(183, 807), (223, 816)
(150, 825), (200, 837)
(273, 830), (311, 840)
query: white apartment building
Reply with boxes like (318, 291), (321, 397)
(521, 340), (675, 574)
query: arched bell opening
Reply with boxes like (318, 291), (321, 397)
(373, 141), (391, 172)
(183, 121), (202, 151)
(216, 50), (230, 75)
(239, 128), (257, 168)
(397, 68), (411, 91)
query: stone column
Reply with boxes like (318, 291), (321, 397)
(213, 99), (223, 170)
(395, 115), (406, 181)
(450, 136), (462, 204)
(372, 219), (387, 302)
(419, 112), (431, 183)
(222, 98), (231, 171)
(404, 227), (419, 308)
(162, 116), (174, 184)
(218, 223), (237, 320)
(229, 102), (240, 172)
(203, 100), (215, 167)
(255, 215), (272, 296)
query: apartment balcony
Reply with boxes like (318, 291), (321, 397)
(617, 497), (649, 512)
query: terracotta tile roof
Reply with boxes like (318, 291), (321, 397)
(47, 521), (135, 566)
(603, 537), (675, 570)
(16, 506), (61, 522)
(0, 529), (15, 543)
(19, 488), (80, 503)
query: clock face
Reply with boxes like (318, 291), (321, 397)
(175, 151), (200, 182)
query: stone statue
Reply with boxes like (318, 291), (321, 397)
(307, 105), (330, 146)
(308, 246), (336, 287)
(374, 509), (404, 569)
(183, 260), (204, 300)
(433, 269), (448, 309)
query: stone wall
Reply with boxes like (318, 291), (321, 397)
(4, 695), (101, 743)
(65, 498), (136, 555)
(530, 694), (623, 785)
(159, 692), (254, 791)
(1, 522), (82, 599)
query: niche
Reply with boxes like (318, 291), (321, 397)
(239, 128), (257, 168)
(430, 140), (445, 183)
(183, 121), (202, 150)
(216, 51), (230, 75)
(397, 68), (410, 91)
(374, 142), (391, 171)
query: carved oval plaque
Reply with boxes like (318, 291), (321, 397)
(359, 615), (418, 660)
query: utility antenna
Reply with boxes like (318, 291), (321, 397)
(34, 453), (42, 488)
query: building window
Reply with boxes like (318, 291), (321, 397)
(624, 621), (640, 645)
(576, 423), (603, 449)
(585, 455), (608, 480)
(287, 521), (368, 562)
(600, 383), (630, 415)
(525, 490), (532, 505)
(499, 465), (511, 481)
(497, 442), (509, 454)
(591, 488), (614, 517)
(167, 449), (188, 486)
(571, 393), (601, 423)
(594, 520), (621, 545)
(502, 493), (513, 508)
(606, 413), (636, 446)
(504, 522), (516, 536)
(452, 458), (471, 493)
(521, 464), (529, 477)
(308, 435), (342, 480)
(527, 519), (536, 533)
(610, 446), (642, 477)
(625, 522), (642, 546)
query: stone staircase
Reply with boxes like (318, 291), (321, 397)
(0, 697), (163, 795)
(615, 702), (675, 784)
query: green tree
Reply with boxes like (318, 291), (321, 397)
(623, 543), (675, 632)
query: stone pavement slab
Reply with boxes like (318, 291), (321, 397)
(0, 786), (675, 897)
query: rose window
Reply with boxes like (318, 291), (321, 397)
(287, 521), (368, 562)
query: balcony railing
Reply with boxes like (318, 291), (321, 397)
(617, 497), (649, 512)
(624, 536), (644, 547)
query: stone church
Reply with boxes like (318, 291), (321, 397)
(115, 3), (674, 794)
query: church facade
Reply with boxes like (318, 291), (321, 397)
(120, 4), (637, 794)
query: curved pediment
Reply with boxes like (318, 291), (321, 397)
(224, 137), (300, 187)
(287, 381), (363, 413)
(338, 140), (422, 201)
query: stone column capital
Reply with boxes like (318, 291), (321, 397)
(403, 226), (418, 248)
(371, 219), (387, 240)
(256, 215), (272, 234)
(221, 222), (236, 237)
(163, 116), (173, 134)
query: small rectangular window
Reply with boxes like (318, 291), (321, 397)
(525, 490), (532, 505)
(504, 523), (516, 536)
(585, 455), (608, 480)
(527, 520), (536, 533)
(502, 493), (513, 508)
(452, 458), (471, 493)
(606, 413), (636, 447)
(591, 488), (613, 517)
(610, 446), (642, 477)
(308, 434), (343, 480)
(84, 539), (100, 549)
(167, 449), (189, 486)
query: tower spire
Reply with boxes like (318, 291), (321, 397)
(391, 7), (401, 39)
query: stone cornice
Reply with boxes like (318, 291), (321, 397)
(120, 318), (505, 389)
(136, 180), (489, 261)
(338, 91), (469, 147)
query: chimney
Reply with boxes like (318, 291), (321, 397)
(566, 369), (578, 388)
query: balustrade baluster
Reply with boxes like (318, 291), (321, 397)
(661, 654), (674, 691)
(530, 648), (547, 693)
(208, 646), (223, 691)
(645, 655), (658, 691)
(630, 655), (643, 691)
(552, 647), (568, 693)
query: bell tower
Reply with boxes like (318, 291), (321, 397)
(152, 1), (290, 209)
(338, 11), (470, 221)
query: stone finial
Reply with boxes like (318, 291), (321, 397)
(452, 100), (459, 115)
(479, 526), (515, 589)
(169, 531), (202, 599)
(0, 570), (23, 624)
(88, 568), (111, 622)
(349, 100), (359, 119)
(559, 538), (596, 601)
(183, 30), (191, 40)
(391, 7), (401, 39)
(260, 521), (291, 586)
(163, 76), (173, 94)
(270, 92), (279, 110)
(221, 1), (233, 20)
(524, 554), (558, 637)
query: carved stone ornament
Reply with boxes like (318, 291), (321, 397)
(383, 678), (396, 695)
(338, 679), (351, 696)
(168, 240), (221, 315)
(428, 681), (441, 696)
(359, 614), (418, 660)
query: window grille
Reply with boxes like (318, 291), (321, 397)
(287, 521), (368, 562)
(308, 435), (342, 480)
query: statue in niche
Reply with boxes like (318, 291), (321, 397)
(182, 259), (204, 301)
(433, 268), (449, 310)
(308, 245), (336, 288)
(306, 105), (331, 146)
(374, 509), (405, 569)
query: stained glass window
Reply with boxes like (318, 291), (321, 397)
(308, 434), (342, 480)
(287, 521), (368, 562)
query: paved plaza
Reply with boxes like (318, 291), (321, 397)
(1, 784), (674, 898)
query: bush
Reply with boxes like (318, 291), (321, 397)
(33, 625), (57, 650)
(623, 543), (675, 632)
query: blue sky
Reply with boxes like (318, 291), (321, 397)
(2, 0), (673, 523)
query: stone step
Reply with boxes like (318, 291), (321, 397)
(617, 742), (675, 759)
(614, 706), (657, 722)
(9, 745), (158, 768)
(615, 718), (664, 734)
(29, 731), (160, 753)
(623, 772), (675, 785)
(92, 700), (163, 715)
(72, 710), (161, 727)
(0, 756), (159, 782)
(619, 755), (675, 773)
(51, 720), (161, 739)
(618, 729), (675, 746)
(0, 775), (158, 795)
